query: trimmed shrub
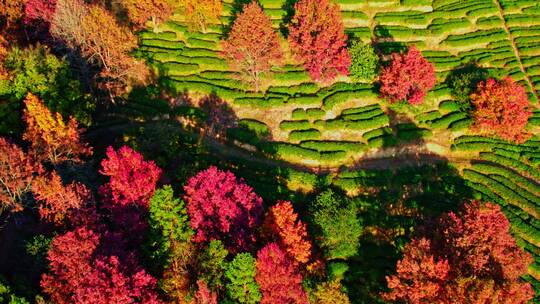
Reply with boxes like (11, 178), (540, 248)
(279, 120), (312, 131)
(289, 129), (322, 141)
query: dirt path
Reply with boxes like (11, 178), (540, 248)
(88, 119), (470, 174)
(493, 0), (540, 103)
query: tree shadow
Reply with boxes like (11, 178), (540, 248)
(221, 0), (253, 38)
(372, 25), (408, 56)
(199, 93), (239, 138)
(279, 0), (298, 37)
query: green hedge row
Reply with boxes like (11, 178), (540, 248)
(367, 134), (398, 148)
(397, 128), (433, 142)
(480, 152), (540, 181)
(238, 119), (269, 137)
(322, 89), (376, 110)
(315, 114), (390, 132)
(289, 129), (322, 141)
(342, 108), (384, 121)
(341, 104), (380, 115)
(279, 120), (312, 131)
(471, 163), (540, 196)
(362, 126), (392, 141)
(462, 169), (540, 218)
(416, 110), (443, 123)
(449, 118), (473, 131)
(291, 108), (326, 120)
(299, 140), (367, 153)
(271, 143), (348, 165)
(429, 111), (468, 129)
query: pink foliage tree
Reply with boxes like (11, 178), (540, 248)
(100, 146), (161, 207)
(41, 227), (162, 304)
(288, 0), (350, 82)
(379, 46), (436, 105)
(184, 166), (264, 252)
(255, 243), (308, 304)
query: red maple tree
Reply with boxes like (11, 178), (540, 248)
(288, 0), (350, 82)
(263, 201), (312, 265)
(33, 171), (90, 225)
(383, 201), (534, 304)
(184, 166), (264, 252)
(221, 1), (283, 92)
(255, 243), (308, 304)
(23, 93), (92, 164)
(470, 77), (532, 143)
(99, 146), (161, 207)
(0, 137), (40, 213)
(379, 46), (436, 105)
(41, 227), (162, 304)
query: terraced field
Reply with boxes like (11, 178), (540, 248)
(134, 0), (540, 296)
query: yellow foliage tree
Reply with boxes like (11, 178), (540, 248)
(23, 93), (92, 164)
(182, 0), (222, 32)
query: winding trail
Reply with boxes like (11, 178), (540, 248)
(493, 0), (540, 102)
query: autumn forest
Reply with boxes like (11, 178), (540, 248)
(1, 0), (540, 303)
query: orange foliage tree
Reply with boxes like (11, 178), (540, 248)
(383, 201), (534, 304)
(263, 201), (312, 265)
(182, 0), (221, 32)
(121, 0), (174, 30)
(51, 0), (147, 95)
(23, 93), (92, 164)
(33, 171), (90, 225)
(221, 1), (283, 92)
(470, 77), (532, 143)
(0, 137), (40, 213)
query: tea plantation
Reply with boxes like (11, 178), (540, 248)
(135, 0), (540, 297)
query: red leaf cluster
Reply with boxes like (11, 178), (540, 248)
(383, 201), (534, 304)
(33, 170), (90, 225)
(471, 77), (532, 143)
(24, 0), (56, 25)
(255, 243), (308, 304)
(379, 46), (436, 105)
(100, 146), (161, 207)
(0, 137), (40, 212)
(184, 166), (264, 252)
(263, 201), (312, 265)
(288, 0), (350, 82)
(41, 227), (162, 304)
(221, 1), (283, 92)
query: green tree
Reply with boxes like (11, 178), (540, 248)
(310, 190), (362, 260)
(348, 40), (378, 82)
(0, 45), (94, 135)
(147, 185), (193, 269)
(198, 240), (229, 292)
(446, 64), (490, 112)
(224, 253), (261, 304)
